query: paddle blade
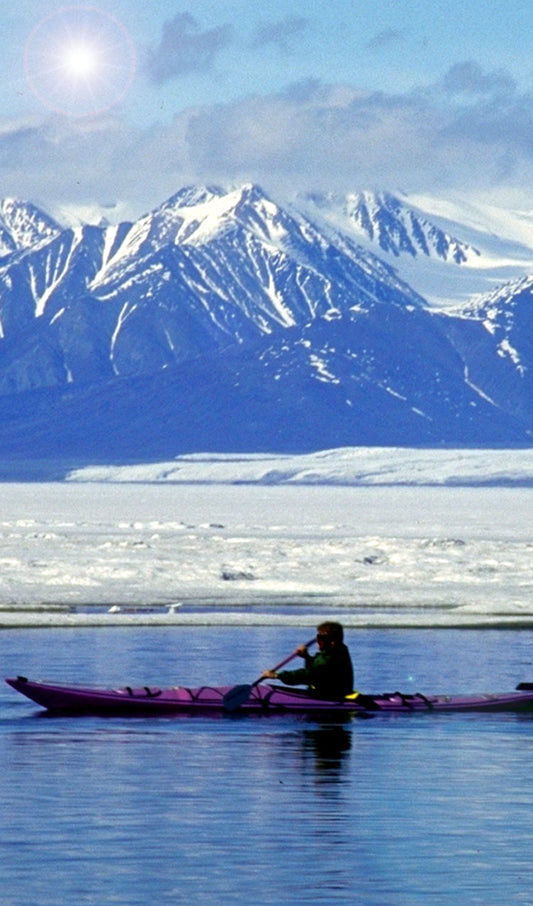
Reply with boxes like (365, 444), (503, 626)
(223, 638), (315, 713)
(223, 683), (253, 712)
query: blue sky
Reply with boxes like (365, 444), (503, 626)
(4, 1), (533, 220)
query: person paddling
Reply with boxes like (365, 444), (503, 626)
(262, 621), (353, 700)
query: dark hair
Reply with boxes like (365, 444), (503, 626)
(317, 621), (344, 643)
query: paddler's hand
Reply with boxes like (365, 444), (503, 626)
(296, 644), (309, 657)
(262, 669), (278, 679)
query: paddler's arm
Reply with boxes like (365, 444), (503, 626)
(261, 642), (311, 680)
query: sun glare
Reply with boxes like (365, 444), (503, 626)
(25, 6), (135, 117)
(62, 43), (100, 79)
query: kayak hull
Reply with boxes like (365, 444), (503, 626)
(6, 676), (533, 715)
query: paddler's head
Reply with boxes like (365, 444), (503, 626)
(316, 621), (343, 649)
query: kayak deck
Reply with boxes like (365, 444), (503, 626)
(6, 676), (533, 715)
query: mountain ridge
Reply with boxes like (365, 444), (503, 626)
(0, 182), (532, 468)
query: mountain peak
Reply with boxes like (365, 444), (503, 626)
(0, 198), (61, 257)
(143, 182), (295, 250)
(301, 189), (478, 264)
(164, 184), (228, 209)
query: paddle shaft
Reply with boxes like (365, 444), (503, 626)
(262, 636), (317, 684)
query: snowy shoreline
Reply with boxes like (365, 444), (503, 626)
(3, 608), (533, 630)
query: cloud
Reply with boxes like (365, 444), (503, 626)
(251, 17), (309, 52)
(145, 12), (233, 84)
(0, 115), (151, 218)
(366, 29), (405, 51)
(175, 70), (533, 200)
(5, 62), (533, 220)
(442, 61), (516, 96)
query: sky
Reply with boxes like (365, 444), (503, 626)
(3, 0), (533, 222)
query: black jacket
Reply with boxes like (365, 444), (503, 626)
(278, 643), (353, 700)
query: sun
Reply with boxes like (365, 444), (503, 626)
(62, 42), (100, 79)
(25, 6), (136, 117)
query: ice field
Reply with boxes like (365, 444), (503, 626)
(1, 448), (533, 628)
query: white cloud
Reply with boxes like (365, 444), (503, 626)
(4, 63), (533, 220)
(176, 73), (533, 201)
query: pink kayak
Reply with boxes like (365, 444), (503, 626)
(6, 675), (533, 715)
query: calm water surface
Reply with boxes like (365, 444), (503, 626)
(2, 626), (533, 905)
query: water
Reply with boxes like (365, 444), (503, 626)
(3, 625), (533, 905)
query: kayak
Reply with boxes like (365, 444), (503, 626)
(6, 675), (533, 715)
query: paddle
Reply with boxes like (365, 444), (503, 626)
(223, 637), (316, 712)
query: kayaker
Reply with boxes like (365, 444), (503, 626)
(262, 621), (354, 700)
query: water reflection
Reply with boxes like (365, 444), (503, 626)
(301, 723), (352, 779)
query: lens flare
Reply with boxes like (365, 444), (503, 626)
(62, 43), (100, 79)
(25, 5), (136, 117)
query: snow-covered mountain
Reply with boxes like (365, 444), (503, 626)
(0, 182), (532, 467)
(300, 190), (533, 309)
(302, 190), (477, 263)
(0, 183), (426, 392)
(437, 272), (533, 428)
(0, 198), (61, 257)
